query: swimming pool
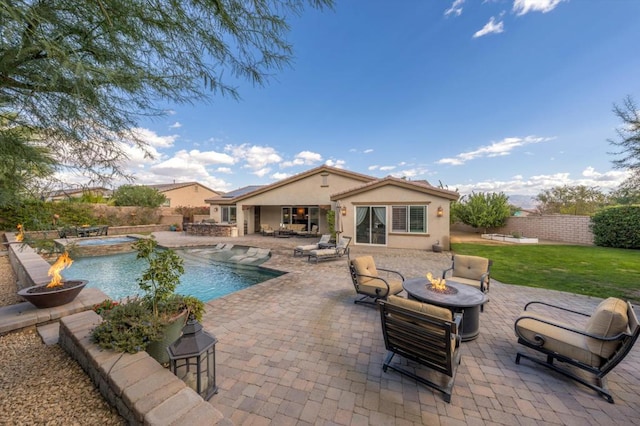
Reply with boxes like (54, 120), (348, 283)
(62, 247), (284, 302)
(74, 236), (137, 246)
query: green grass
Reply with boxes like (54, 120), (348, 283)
(450, 243), (640, 302)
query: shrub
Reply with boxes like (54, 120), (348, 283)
(590, 205), (640, 249)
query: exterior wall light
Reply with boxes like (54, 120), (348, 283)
(437, 206), (444, 217)
(341, 206), (347, 216)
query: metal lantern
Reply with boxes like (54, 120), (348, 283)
(167, 315), (218, 400)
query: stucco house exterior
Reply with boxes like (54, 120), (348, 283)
(205, 165), (459, 250)
(147, 182), (221, 208)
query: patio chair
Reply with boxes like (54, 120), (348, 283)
(307, 236), (351, 263)
(442, 254), (492, 293)
(260, 224), (275, 236)
(348, 255), (404, 305)
(514, 297), (640, 403)
(297, 224), (319, 238)
(379, 296), (462, 403)
(293, 234), (331, 257)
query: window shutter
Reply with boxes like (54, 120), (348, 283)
(392, 206), (407, 232)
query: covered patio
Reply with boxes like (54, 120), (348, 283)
(153, 232), (640, 425)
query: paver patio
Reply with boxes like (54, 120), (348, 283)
(154, 232), (640, 425)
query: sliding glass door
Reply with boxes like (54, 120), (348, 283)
(355, 206), (386, 245)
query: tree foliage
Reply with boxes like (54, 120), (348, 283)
(111, 185), (166, 207)
(608, 95), (640, 171)
(590, 205), (640, 249)
(0, 0), (333, 192)
(534, 185), (608, 215)
(452, 192), (510, 232)
(609, 171), (640, 205)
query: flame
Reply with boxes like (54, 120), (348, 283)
(16, 224), (24, 242)
(426, 272), (447, 292)
(47, 252), (74, 288)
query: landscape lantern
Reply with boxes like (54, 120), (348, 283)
(167, 315), (218, 400)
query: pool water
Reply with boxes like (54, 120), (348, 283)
(75, 236), (137, 246)
(62, 248), (284, 302)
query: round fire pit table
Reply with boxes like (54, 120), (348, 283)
(403, 278), (488, 341)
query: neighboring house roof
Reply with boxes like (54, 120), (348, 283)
(146, 182), (219, 194)
(330, 176), (459, 201)
(219, 185), (264, 199)
(205, 165), (376, 204)
(45, 186), (112, 199)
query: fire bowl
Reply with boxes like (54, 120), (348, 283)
(18, 280), (88, 309)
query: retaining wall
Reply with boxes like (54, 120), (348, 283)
(59, 311), (224, 425)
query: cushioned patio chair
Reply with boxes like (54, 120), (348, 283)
(442, 254), (492, 293)
(296, 224), (319, 238)
(348, 255), (404, 305)
(260, 224), (275, 236)
(307, 236), (351, 263)
(293, 234), (331, 257)
(514, 297), (640, 403)
(442, 254), (492, 311)
(379, 296), (462, 403)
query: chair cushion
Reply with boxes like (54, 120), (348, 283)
(515, 312), (601, 367)
(351, 256), (378, 286)
(448, 276), (483, 290)
(358, 278), (403, 298)
(388, 295), (452, 321)
(585, 297), (628, 359)
(452, 255), (489, 280)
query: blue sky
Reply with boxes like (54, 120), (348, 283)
(95, 0), (640, 205)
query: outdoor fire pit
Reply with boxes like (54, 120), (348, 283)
(17, 251), (87, 309)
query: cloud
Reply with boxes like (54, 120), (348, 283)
(271, 172), (291, 180)
(452, 167), (631, 196)
(253, 167), (271, 178)
(281, 150), (323, 167)
(513, 0), (566, 16)
(444, 0), (465, 17)
(215, 167), (233, 174)
(437, 135), (553, 165)
(325, 159), (346, 168)
(131, 127), (178, 148)
(390, 167), (429, 179)
(380, 166), (396, 171)
(363, 149), (374, 154)
(188, 149), (235, 165)
(473, 16), (505, 38)
(169, 122), (182, 129)
(224, 144), (282, 170)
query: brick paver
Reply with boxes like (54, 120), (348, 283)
(154, 232), (640, 425)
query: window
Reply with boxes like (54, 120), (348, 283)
(162, 198), (171, 207)
(221, 206), (236, 223)
(392, 205), (426, 233)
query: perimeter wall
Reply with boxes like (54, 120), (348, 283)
(452, 215), (594, 245)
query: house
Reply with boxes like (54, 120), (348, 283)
(146, 182), (221, 208)
(205, 165), (459, 250)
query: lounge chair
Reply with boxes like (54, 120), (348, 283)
(348, 255), (404, 304)
(307, 236), (351, 263)
(293, 234), (331, 257)
(514, 297), (640, 403)
(379, 296), (462, 403)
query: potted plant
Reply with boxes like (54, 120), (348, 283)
(91, 237), (204, 364)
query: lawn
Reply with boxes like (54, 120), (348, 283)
(450, 243), (640, 303)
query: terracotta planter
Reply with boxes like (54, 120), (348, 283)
(18, 280), (88, 309)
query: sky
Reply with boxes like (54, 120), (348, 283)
(77, 0), (640, 206)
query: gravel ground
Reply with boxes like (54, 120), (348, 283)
(0, 254), (125, 425)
